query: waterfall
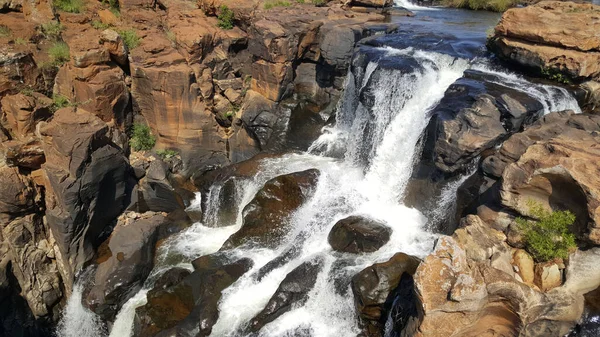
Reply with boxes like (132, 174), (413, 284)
(56, 43), (582, 337)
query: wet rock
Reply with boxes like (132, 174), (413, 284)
(136, 255), (252, 337)
(423, 69), (543, 175)
(249, 257), (324, 332)
(489, 1), (600, 82)
(222, 169), (320, 249)
(352, 253), (420, 328)
(128, 160), (185, 213)
(328, 216), (391, 254)
(40, 108), (129, 287)
(85, 212), (170, 320)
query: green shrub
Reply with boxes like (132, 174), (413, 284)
(20, 88), (35, 96)
(312, 0), (326, 6)
(51, 94), (72, 111)
(130, 123), (156, 151)
(0, 25), (12, 38)
(217, 5), (234, 30)
(264, 0), (290, 9)
(48, 41), (70, 66)
(41, 22), (64, 40)
(541, 67), (571, 85)
(516, 202), (577, 262)
(15, 37), (29, 45)
(156, 149), (178, 159)
(443, 0), (515, 11)
(91, 20), (112, 30)
(117, 29), (141, 50)
(53, 0), (84, 13)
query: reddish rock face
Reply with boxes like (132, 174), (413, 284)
(489, 1), (600, 81)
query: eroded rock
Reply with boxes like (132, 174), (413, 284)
(328, 216), (391, 254)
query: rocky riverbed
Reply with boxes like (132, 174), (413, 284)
(1, 0), (600, 336)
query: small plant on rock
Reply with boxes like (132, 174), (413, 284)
(0, 25), (12, 38)
(117, 29), (141, 50)
(264, 0), (291, 9)
(91, 20), (112, 30)
(156, 149), (178, 159)
(516, 201), (577, 262)
(130, 123), (156, 151)
(53, 0), (84, 13)
(15, 37), (29, 45)
(51, 94), (72, 111)
(312, 0), (326, 6)
(41, 22), (64, 40)
(217, 5), (234, 30)
(48, 41), (70, 66)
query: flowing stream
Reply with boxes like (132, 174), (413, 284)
(57, 8), (582, 337)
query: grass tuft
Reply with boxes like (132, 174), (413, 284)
(129, 123), (156, 151)
(264, 0), (291, 9)
(53, 0), (84, 13)
(48, 41), (70, 66)
(117, 29), (141, 50)
(0, 25), (12, 38)
(156, 149), (178, 159)
(516, 201), (577, 262)
(217, 5), (235, 30)
(41, 22), (64, 40)
(91, 20), (112, 30)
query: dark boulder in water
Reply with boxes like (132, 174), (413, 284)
(135, 255), (253, 337)
(328, 216), (392, 254)
(351, 253), (421, 337)
(222, 169), (320, 249)
(249, 257), (324, 333)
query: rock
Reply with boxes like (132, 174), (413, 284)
(345, 0), (393, 8)
(534, 261), (563, 292)
(352, 253), (420, 327)
(222, 169), (320, 249)
(512, 249), (534, 285)
(85, 213), (170, 320)
(423, 69), (543, 175)
(249, 257), (323, 332)
(136, 255), (252, 337)
(0, 165), (35, 222)
(1, 92), (52, 139)
(99, 29), (128, 66)
(498, 112), (600, 244)
(1, 214), (63, 319)
(2, 140), (46, 170)
(128, 160), (185, 213)
(579, 81), (600, 114)
(328, 216), (391, 254)
(489, 1), (600, 81)
(40, 108), (129, 288)
(0, 49), (43, 98)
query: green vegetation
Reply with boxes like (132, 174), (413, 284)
(117, 29), (141, 50)
(91, 20), (112, 30)
(15, 37), (29, 45)
(264, 0), (291, 9)
(312, 0), (326, 6)
(156, 149), (178, 159)
(20, 88), (35, 97)
(541, 67), (571, 85)
(53, 0), (84, 13)
(217, 5), (235, 30)
(51, 94), (72, 111)
(516, 201), (577, 262)
(130, 124), (156, 151)
(444, 0), (516, 12)
(0, 25), (12, 38)
(48, 41), (70, 66)
(165, 30), (177, 44)
(41, 22), (64, 40)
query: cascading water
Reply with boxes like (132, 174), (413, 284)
(57, 33), (582, 337)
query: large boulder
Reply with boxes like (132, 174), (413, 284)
(39, 108), (129, 289)
(351, 253), (421, 336)
(128, 160), (185, 213)
(222, 169), (320, 249)
(135, 255), (253, 337)
(328, 216), (391, 254)
(84, 212), (171, 320)
(249, 257), (324, 332)
(1, 92), (52, 139)
(489, 1), (600, 82)
(494, 112), (600, 244)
